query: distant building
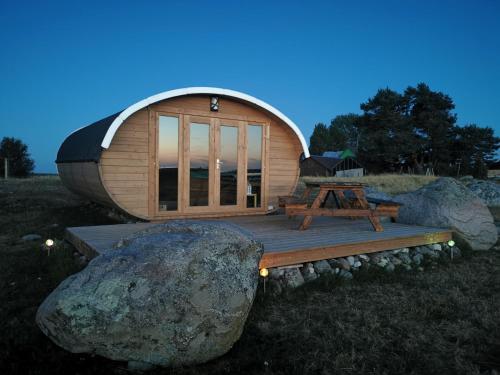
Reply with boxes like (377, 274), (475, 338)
(487, 160), (500, 178)
(322, 149), (355, 159)
(300, 154), (364, 177)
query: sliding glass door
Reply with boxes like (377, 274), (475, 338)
(157, 113), (267, 215)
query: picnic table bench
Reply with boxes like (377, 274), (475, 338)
(279, 182), (402, 231)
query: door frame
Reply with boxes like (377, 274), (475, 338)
(151, 109), (269, 218)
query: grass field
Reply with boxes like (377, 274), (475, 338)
(1, 176), (499, 375)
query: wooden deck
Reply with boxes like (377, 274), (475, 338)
(66, 215), (452, 269)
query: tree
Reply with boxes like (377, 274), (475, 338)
(0, 137), (35, 177)
(357, 88), (418, 173)
(452, 124), (499, 178)
(309, 123), (331, 155)
(404, 83), (457, 174)
(329, 114), (360, 153)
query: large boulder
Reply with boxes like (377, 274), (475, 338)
(36, 221), (263, 368)
(394, 177), (497, 251)
(461, 178), (500, 221)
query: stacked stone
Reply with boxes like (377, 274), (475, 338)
(266, 242), (461, 293)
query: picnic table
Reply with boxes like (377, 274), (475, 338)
(282, 182), (401, 231)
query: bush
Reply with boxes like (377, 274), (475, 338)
(0, 137), (35, 177)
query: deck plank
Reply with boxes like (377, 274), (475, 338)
(65, 215), (452, 268)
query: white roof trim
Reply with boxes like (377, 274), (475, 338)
(101, 87), (310, 158)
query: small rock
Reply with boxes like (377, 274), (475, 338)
(21, 234), (42, 241)
(269, 268), (284, 280)
(391, 249), (402, 255)
(417, 267), (424, 272)
(385, 263), (395, 272)
(377, 258), (389, 267)
(431, 243), (442, 251)
(283, 268), (304, 288)
(369, 253), (383, 264)
(358, 254), (369, 261)
(391, 258), (402, 266)
(398, 253), (412, 264)
(412, 253), (423, 265)
(353, 261), (362, 268)
(400, 248), (410, 253)
(402, 264), (412, 271)
(346, 256), (355, 266)
(313, 260), (333, 274)
(333, 268), (340, 274)
(337, 258), (351, 271)
(301, 263), (318, 282)
(338, 270), (353, 279)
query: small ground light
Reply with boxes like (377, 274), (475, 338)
(447, 240), (455, 247)
(259, 268), (269, 277)
(45, 239), (55, 256)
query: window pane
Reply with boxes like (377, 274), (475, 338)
(190, 123), (210, 206)
(247, 125), (262, 208)
(158, 116), (178, 211)
(220, 126), (238, 205)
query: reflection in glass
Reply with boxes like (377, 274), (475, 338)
(220, 126), (238, 205)
(190, 123), (210, 206)
(158, 116), (178, 211)
(247, 125), (262, 208)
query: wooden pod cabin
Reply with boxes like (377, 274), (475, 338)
(56, 87), (310, 220)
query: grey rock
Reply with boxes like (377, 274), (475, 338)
(364, 186), (392, 201)
(402, 264), (412, 271)
(431, 243), (442, 251)
(353, 261), (362, 268)
(391, 257), (402, 266)
(394, 177), (497, 251)
(22, 234), (42, 241)
(337, 258), (351, 271)
(301, 263), (318, 282)
(358, 254), (369, 262)
(269, 268), (284, 280)
(398, 253), (412, 264)
(377, 258), (389, 267)
(338, 270), (353, 279)
(465, 179), (500, 213)
(36, 221), (263, 368)
(385, 263), (395, 272)
(369, 253), (383, 264)
(346, 256), (355, 266)
(313, 260), (332, 275)
(412, 253), (424, 265)
(283, 268), (304, 288)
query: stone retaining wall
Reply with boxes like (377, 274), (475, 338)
(265, 242), (461, 294)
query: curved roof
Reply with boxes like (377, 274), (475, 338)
(57, 87), (310, 163)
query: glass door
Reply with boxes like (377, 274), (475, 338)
(184, 115), (213, 211)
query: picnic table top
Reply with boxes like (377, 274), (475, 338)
(303, 181), (367, 188)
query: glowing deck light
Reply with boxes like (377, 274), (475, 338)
(45, 239), (54, 247)
(259, 268), (269, 277)
(447, 240), (455, 247)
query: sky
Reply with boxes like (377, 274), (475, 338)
(0, 0), (499, 173)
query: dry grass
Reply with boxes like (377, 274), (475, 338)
(1, 176), (499, 375)
(299, 174), (439, 196)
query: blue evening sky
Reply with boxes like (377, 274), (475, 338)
(1, 0), (499, 172)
